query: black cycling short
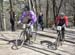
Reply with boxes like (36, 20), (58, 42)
(27, 19), (32, 24)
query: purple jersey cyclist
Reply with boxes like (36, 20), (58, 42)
(18, 5), (37, 25)
(18, 5), (37, 31)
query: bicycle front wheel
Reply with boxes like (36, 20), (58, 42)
(15, 31), (27, 49)
(54, 31), (61, 50)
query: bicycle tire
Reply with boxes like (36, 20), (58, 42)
(55, 31), (61, 49)
(15, 31), (27, 49)
(25, 28), (35, 44)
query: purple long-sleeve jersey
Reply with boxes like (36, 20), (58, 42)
(19, 10), (37, 25)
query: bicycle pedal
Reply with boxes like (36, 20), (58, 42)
(27, 41), (33, 44)
(54, 46), (57, 50)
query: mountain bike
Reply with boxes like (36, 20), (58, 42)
(54, 26), (64, 50)
(12, 24), (36, 49)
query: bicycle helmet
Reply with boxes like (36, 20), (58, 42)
(59, 12), (65, 16)
(24, 5), (30, 11)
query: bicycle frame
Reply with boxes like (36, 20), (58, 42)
(54, 26), (62, 49)
(57, 26), (62, 42)
(23, 24), (31, 34)
(57, 30), (62, 42)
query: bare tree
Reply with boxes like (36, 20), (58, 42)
(52, 0), (64, 25)
(0, 0), (4, 31)
(46, 0), (49, 27)
(52, 0), (56, 20)
(39, 0), (41, 12)
(34, 0), (38, 15)
(31, 0), (36, 12)
(28, 0), (32, 10)
(9, 0), (16, 31)
(69, 0), (75, 26)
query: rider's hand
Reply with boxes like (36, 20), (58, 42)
(62, 24), (67, 29)
(62, 24), (66, 27)
(27, 23), (30, 27)
(17, 21), (21, 24)
(26, 23), (31, 27)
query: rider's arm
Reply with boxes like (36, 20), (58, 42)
(55, 16), (60, 26)
(64, 16), (68, 27)
(18, 11), (26, 23)
(29, 11), (37, 25)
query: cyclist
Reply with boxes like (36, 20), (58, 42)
(55, 12), (68, 41)
(18, 5), (37, 42)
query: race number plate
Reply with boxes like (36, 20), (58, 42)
(57, 26), (62, 31)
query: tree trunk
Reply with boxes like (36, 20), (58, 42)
(0, 12), (3, 31)
(31, 0), (36, 12)
(0, 0), (4, 31)
(56, 0), (64, 16)
(46, 0), (49, 27)
(39, 0), (41, 12)
(73, 14), (75, 26)
(34, 0), (38, 15)
(9, 0), (16, 31)
(9, 0), (13, 11)
(34, 0), (38, 30)
(52, 0), (63, 26)
(28, 0), (32, 10)
(52, 0), (56, 21)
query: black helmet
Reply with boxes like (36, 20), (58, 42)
(24, 5), (30, 11)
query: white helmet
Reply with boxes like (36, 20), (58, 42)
(59, 12), (65, 16)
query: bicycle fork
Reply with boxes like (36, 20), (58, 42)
(55, 31), (62, 49)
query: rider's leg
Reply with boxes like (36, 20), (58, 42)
(61, 27), (65, 41)
(22, 24), (26, 29)
(23, 24), (30, 42)
(30, 24), (34, 37)
(30, 24), (34, 32)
